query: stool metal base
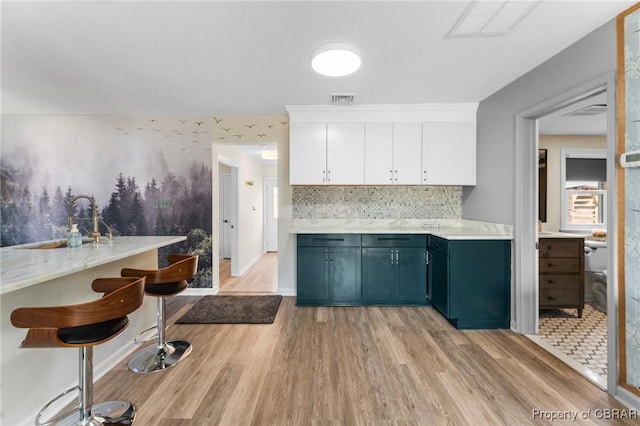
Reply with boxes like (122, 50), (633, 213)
(48, 400), (135, 426)
(128, 340), (192, 374)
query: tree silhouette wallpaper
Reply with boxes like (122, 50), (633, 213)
(1, 115), (214, 288)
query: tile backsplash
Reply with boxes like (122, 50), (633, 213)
(292, 186), (462, 220)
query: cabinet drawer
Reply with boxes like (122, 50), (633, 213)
(539, 276), (580, 306)
(362, 234), (427, 248)
(297, 234), (361, 247)
(539, 258), (581, 274)
(539, 238), (581, 258)
(427, 235), (449, 254)
(539, 274), (581, 290)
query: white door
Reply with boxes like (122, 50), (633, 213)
(327, 122), (365, 184)
(220, 174), (232, 259)
(364, 122), (394, 184)
(264, 177), (278, 252)
(393, 122), (423, 184)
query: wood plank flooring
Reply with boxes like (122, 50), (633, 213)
(219, 253), (277, 294)
(91, 297), (636, 425)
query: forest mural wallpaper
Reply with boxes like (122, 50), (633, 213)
(0, 115), (214, 288)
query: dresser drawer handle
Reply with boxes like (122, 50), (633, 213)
(547, 280), (556, 284)
(547, 296), (557, 301)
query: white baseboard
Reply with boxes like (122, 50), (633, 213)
(277, 288), (296, 297)
(614, 386), (640, 411)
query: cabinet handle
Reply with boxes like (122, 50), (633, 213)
(548, 279), (556, 284)
(327, 170), (331, 183)
(395, 249), (399, 264)
(423, 170), (427, 182)
(390, 170), (393, 182)
(548, 296), (557, 301)
(390, 250), (394, 264)
(425, 250), (430, 265)
(322, 170), (326, 183)
(394, 170), (398, 181)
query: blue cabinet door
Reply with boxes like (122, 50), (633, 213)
(297, 247), (330, 303)
(328, 247), (362, 303)
(428, 248), (449, 316)
(362, 248), (396, 302)
(396, 247), (428, 303)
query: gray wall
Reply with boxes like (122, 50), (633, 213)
(463, 20), (617, 223)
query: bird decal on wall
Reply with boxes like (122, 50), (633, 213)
(195, 121), (204, 126)
(213, 117), (223, 123)
(257, 134), (266, 138)
(221, 127), (232, 132)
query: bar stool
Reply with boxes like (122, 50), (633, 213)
(10, 276), (146, 426)
(121, 253), (198, 374)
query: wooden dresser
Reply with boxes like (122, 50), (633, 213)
(539, 237), (584, 317)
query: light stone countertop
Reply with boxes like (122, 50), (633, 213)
(538, 231), (587, 239)
(289, 219), (513, 240)
(0, 236), (186, 294)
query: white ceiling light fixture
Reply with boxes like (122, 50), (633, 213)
(446, 0), (541, 38)
(311, 42), (361, 77)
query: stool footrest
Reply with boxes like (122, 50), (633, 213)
(128, 340), (192, 374)
(133, 324), (160, 345)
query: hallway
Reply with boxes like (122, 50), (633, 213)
(218, 252), (277, 294)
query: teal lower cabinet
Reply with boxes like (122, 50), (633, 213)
(296, 234), (362, 305)
(361, 235), (428, 305)
(428, 235), (511, 329)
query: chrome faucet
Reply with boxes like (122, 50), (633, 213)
(68, 194), (104, 244)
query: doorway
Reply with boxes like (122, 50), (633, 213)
(217, 143), (278, 293)
(515, 73), (617, 393)
(218, 156), (239, 282)
(534, 93), (609, 389)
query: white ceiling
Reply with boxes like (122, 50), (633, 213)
(1, 1), (635, 117)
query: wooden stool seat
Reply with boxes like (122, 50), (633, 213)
(121, 253), (198, 374)
(11, 277), (145, 426)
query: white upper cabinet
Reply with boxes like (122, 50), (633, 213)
(393, 122), (423, 184)
(364, 122), (422, 184)
(326, 122), (365, 184)
(289, 122), (327, 185)
(422, 121), (476, 185)
(287, 104), (478, 186)
(364, 122), (394, 184)
(290, 121), (365, 185)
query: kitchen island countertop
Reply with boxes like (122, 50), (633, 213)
(289, 219), (513, 240)
(0, 235), (186, 294)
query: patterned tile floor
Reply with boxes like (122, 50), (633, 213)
(538, 303), (608, 380)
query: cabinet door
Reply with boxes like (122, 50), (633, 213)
(422, 122), (476, 185)
(362, 248), (396, 302)
(428, 249), (449, 316)
(393, 122), (423, 184)
(327, 122), (365, 184)
(289, 122), (327, 185)
(396, 248), (427, 303)
(328, 247), (361, 303)
(297, 247), (330, 302)
(364, 122), (394, 184)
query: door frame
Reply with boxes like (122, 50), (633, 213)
(217, 155), (239, 278)
(263, 177), (278, 252)
(514, 72), (617, 393)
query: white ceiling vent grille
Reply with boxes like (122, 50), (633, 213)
(564, 104), (607, 117)
(445, 1), (541, 38)
(330, 93), (355, 105)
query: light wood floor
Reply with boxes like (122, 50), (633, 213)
(90, 297), (636, 425)
(218, 253), (277, 294)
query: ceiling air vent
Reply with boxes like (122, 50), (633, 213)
(330, 93), (355, 105)
(564, 104), (607, 117)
